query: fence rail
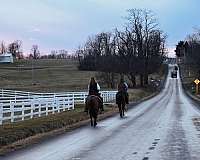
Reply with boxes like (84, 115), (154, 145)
(0, 89), (117, 125)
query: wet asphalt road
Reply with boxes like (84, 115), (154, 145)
(2, 65), (200, 160)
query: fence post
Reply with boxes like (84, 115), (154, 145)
(0, 104), (3, 125)
(22, 103), (25, 121)
(72, 93), (75, 105)
(46, 101), (48, 116)
(57, 98), (60, 113)
(10, 101), (14, 123)
(63, 97), (66, 111)
(72, 97), (75, 110)
(30, 102), (34, 119)
(102, 92), (105, 103)
(52, 95), (56, 114)
(83, 93), (86, 104)
(38, 100), (41, 117)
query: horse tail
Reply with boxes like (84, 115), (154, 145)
(88, 97), (98, 118)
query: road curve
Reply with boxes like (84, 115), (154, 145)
(1, 65), (200, 160)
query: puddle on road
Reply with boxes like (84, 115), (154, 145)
(149, 146), (155, 150)
(154, 138), (160, 141)
(72, 158), (81, 160)
(122, 125), (127, 128)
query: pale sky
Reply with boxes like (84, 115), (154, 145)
(0, 0), (200, 56)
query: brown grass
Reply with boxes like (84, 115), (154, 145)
(0, 59), (97, 92)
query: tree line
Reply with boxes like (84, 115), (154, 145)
(175, 28), (200, 76)
(0, 40), (23, 59)
(77, 9), (166, 88)
(0, 40), (40, 59)
(0, 41), (74, 60)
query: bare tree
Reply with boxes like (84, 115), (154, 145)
(8, 40), (22, 58)
(31, 45), (40, 59)
(126, 9), (165, 85)
(77, 9), (166, 88)
(0, 41), (6, 54)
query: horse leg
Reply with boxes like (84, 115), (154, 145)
(122, 103), (125, 117)
(123, 104), (125, 116)
(90, 113), (93, 127)
(118, 104), (123, 118)
(93, 111), (98, 127)
(94, 117), (97, 127)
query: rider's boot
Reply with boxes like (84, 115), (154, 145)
(100, 97), (104, 111)
(101, 103), (104, 111)
(126, 92), (129, 104)
(84, 97), (88, 113)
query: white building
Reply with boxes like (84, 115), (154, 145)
(0, 53), (14, 63)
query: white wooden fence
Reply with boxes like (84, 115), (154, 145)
(0, 89), (117, 125)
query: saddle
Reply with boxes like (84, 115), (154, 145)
(116, 91), (126, 104)
(87, 95), (102, 103)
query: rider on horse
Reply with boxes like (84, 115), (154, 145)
(117, 78), (129, 104)
(84, 77), (104, 112)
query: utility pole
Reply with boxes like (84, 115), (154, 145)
(31, 57), (34, 85)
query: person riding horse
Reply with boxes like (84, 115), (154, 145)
(117, 78), (129, 104)
(116, 78), (129, 117)
(84, 77), (104, 112)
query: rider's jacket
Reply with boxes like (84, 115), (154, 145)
(88, 83), (100, 95)
(118, 82), (127, 92)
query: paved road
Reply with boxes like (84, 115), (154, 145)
(2, 65), (200, 160)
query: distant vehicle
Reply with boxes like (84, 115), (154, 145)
(171, 70), (177, 78)
(174, 66), (178, 71)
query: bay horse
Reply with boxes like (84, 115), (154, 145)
(116, 91), (126, 118)
(85, 95), (100, 127)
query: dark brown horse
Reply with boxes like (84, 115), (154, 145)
(116, 91), (126, 118)
(85, 95), (100, 127)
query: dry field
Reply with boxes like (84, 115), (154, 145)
(0, 59), (97, 92)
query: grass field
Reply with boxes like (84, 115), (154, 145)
(0, 59), (97, 92)
(0, 59), (166, 93)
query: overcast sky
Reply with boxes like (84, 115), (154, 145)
(0, 0), (200, 56)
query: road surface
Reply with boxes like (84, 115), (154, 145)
(1, 65), (200, 160)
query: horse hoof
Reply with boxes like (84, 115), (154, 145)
(94, 123), (97, 127)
